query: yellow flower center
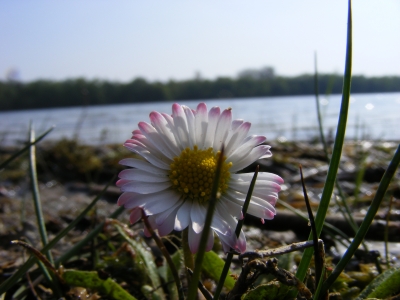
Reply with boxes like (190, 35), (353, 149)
(169, 146), (232, 204)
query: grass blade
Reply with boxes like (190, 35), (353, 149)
(29, 124), (53, 263)
(292, 0), (353, 291)
(0, 126), (54, 170)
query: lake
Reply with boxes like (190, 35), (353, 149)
(1, 92), (399, 146)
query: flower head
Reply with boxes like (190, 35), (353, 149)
(117, 103), (283, 253)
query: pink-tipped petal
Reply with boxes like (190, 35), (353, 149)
(229, 145), (272, 173)
(213, 108), (232, 150)
(183, 105), (196, 148)
(174, 200), (192, 231)
(129, 207), (142, 224)
(203, 106), (220, 149)
(138, 121), (175, 160)
(119, 158), (167, 175)
(194, 103), (208, 149)
(172, 103), (190, 148)
(225, 122), (251, 157)
(188, 225), (201, 253)
(227, 135), (268, 165)
(157, 209), (178, 236)
(150, 111), (180, 156)
(119, 169), (169, 182)
(124, 144), (170, 170)
(190, 202), (206, 234)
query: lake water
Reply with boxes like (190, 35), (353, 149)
(1, 92), (399, 146)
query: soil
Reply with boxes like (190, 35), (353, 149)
(1, 140), (400, 298)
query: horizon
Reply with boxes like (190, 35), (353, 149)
(1, 1), (400, 83)
(2, 70), (400, 85)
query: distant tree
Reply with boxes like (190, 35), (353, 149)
(1, 72), (399, 111)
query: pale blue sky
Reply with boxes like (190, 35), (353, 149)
(1, 1), (399, 83)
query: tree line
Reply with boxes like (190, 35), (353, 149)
(1, 74), (400, 111)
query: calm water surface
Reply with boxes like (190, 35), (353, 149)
(1, 92), (399, 146)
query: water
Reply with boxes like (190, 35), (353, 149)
(1, 92), (399, 146)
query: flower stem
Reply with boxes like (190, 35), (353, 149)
(182, 228), (194, 271)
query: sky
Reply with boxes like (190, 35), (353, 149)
(1, 1), (399, 83)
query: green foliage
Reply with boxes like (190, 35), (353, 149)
(242, 281), (290, 300)
(1, 74), (400, 111)
(63, 270), (137, 300)
(201, 250), (236, 290)
(357, 268), (400, 299)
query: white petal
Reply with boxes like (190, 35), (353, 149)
(224, 190), (276, 219)
(187, 224), (213, 253)
(217, 233), (233, 253)
(172, 103), (190, 148)
(118, 190), (174, 209)
(216, 228), (246, 253)
(124, 143), (170, 170)
(246, 200), (276, 220)
(194, 103), (208, 149)
(227, 135), (267, 164)
(217, 197), (243, 220)
(130, 134), (168, 160)
(183, 105), (196, 148)
(118, 180), (171, 194)
(150, 111), (181, 156)
(119, 158), (168, 175)
(129, 207), (142, 224)
(229, 179), (281, 197)
(138, 121), (176, 160)
(155, 200), (183, 225)
(174, 200), (192, 231)
(231, 119), (244, 131)
(203, 106), (220, 149)
(119, 169), (169, 183)
(190, 202), (206, 234)
(155, 204), (181, 236)
(117, 192), (136, 206)
(229, 145), (272, 173)
(162, 112), (185, 151)
(231, 172), (284, 185)
(157, 211), (176, 236)
(225, 122), (251, 157)
(188, 225), (201, 253)
(205, 230), (214, 252)
(213, 108), (232, 151)
(143, 189), (181, 215)
(211, 210), (231, 236)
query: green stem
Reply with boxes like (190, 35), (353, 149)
(187, 147), (225, 299)
(182, 228), (194, 271)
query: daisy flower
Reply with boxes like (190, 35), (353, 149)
(117, 103), (283, 253)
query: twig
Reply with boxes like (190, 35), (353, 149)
(239, 239), (322, 262)
(11, 240), (64, 284)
